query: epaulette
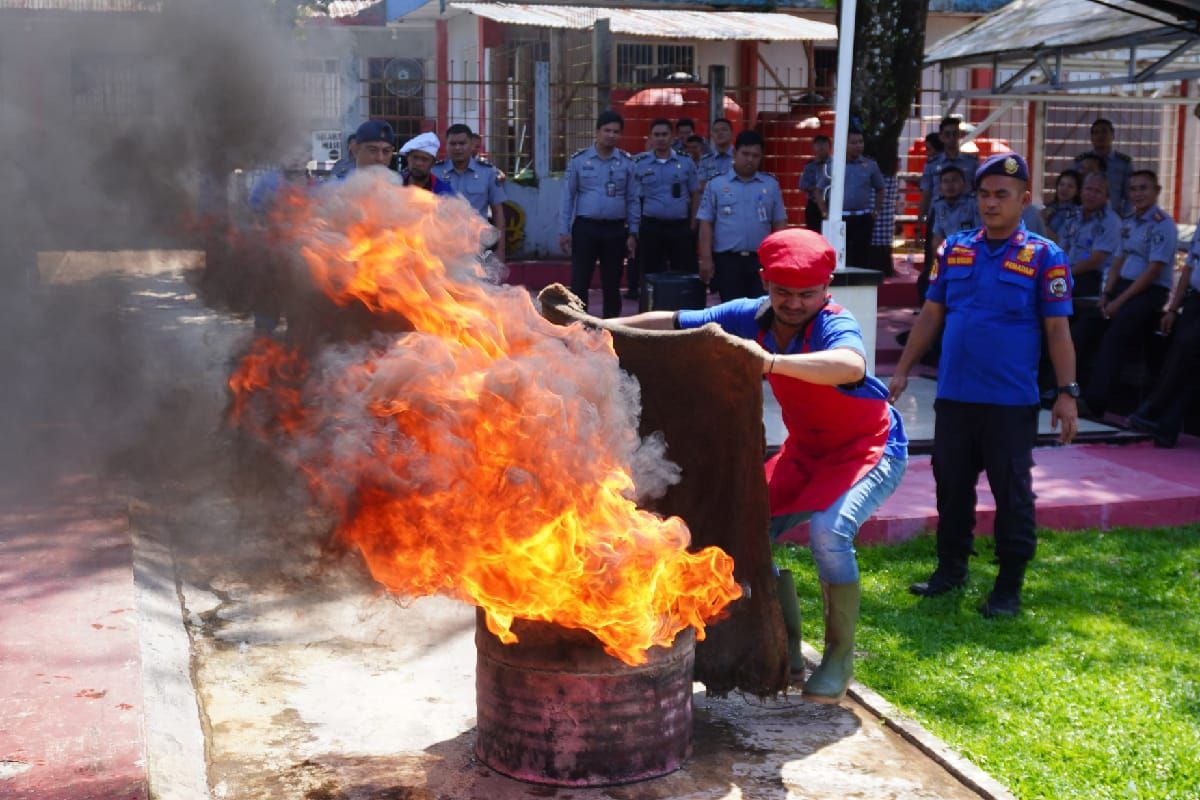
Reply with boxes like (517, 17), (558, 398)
(1152, 209), (1165, 222)
(617, 148), (631, 159)
(633, 151), (652, 162)
(1113, 152), (1132, 163)
(476, 156), (494, 167)
(433, 158), (446, 166)
(569, 148), (589, 160)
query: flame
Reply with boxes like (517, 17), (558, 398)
(228, 169), (741, 665)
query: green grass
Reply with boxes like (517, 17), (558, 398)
(774, 526), (1200, 800)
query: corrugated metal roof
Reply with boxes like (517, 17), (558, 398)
(926, 0), (1180, 63)
(0, 0), (158, 10)
(449, 2), (838, 41)
(326, 0), (382, 17)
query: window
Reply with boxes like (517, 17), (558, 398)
(71, 54), (153, 117)
(616, 43), (695, 84)
(365, 57), (427, 143)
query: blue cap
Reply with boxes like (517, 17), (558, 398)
(975, 152), (1029, 186)
(355, 119), (395, 147)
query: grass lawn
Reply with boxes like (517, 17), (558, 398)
(774, 525), (1200, 800)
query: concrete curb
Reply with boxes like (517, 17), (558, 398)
(131, 504), (211, 800)
(801, 642), (1018, 800)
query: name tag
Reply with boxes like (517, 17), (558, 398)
(1002, 260), (1036, 277)
(946, 245), (975, 266)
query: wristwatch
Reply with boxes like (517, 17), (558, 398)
(1057, 382), (1081, 398)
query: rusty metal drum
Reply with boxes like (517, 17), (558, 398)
(474, 608), (695, 787)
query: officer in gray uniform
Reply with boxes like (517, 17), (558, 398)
(1062, 172), (1122, 389)
(799, 135), (831, 232)
(1084, 169), (1177, 416)
(559, 109), (640, 318)
(1074, 119), (1133, 214)
(634, 118), (700, 277)
(696, 130), (787, 301)
(842, 129), (885, 270)
(919, 116), (979, 281)
(698, 117), (735, 183)
(928, 165), (980, 249)
(433, 123), (508, 260)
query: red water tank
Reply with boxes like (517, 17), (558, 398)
(757, 107), (834, 226)
(612, 86), (743, 155)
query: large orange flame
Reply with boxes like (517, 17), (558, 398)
(228, 170), (741, 665)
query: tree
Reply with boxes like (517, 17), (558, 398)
(838, 0), (932, 176)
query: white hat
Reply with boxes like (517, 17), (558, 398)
(399, 132), (440, 157)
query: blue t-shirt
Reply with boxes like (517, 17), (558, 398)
(927, 224), (1073, 406)
(677, 297), (908, 460)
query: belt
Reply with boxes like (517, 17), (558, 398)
(642, 216), (689, 224)
(716, 250), (756, 257)
(576, 216), (625, 225)
(842, 209), (873, 216)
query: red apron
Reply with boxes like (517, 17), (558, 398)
(761, 305), (892, 516)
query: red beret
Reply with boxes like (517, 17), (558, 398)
(758, 228), (836, 289)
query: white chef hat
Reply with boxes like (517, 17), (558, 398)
(399, 131), (441, 157)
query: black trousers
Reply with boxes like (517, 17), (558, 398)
(917, 206), (937, 303)
(1070, 298), (1107, 391)
(1139, 292), (1200, 434)
(1083, 280), (1170, 415)
(570, 217), (627, 318)
(638, 217), (697, 277)
(712, 251), (765, 302)
(933, 399), (1039, 567)
(805, 199), (823, 233)
(843, 213), (874, 271)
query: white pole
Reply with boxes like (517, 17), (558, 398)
(823, 0), (857, 271)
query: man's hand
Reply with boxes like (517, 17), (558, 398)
(699, 258), (714, 284)
(626, 235), (637, 260)
(1051, 394), (1079, 445)
(1161, 309), (1178, 336)
(559, 234), (572, 255)
(887, 372), (909, 403)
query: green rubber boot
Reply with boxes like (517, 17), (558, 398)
(775, 569), (805, 680)
(803, 581), (860, 704)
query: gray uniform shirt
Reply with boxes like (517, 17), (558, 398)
(696, 171), (787, 253)
(558, 146), (641, 235)
(799, 157), (830, 200)
(1062, 206), (1122, 297)
(635, 150), (699, 220)
(698, 147), (734, 182)
(920, 152), (980, 203)
(432, 158), (507, 218)
(930, 195), (980, 241)
(1118, 205), (1178, 288)
(843, 156), (885, 212)
(1074, 150), (1133, 213)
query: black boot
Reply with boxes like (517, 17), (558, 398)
(981, 560), (1026, 618)
(909, 558), (968, 597)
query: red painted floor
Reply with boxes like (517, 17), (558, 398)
(0, 477), (146, 800)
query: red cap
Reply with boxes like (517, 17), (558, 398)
(758, 228), (836, 289)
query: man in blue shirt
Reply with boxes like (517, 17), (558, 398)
(621, 228), (907, 703)
(1062, 172), (1122, 389)
(559, 110), (640, 318)
(633, 118), (701, 277)
(841, 129), (885, 270)
(433, 124), (508, 261)
(890, 153), (1079, 618)
(696, 130), (787, 301)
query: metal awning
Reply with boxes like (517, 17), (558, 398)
(449, 2), (838, 41)
(925, 0), (1200, 96)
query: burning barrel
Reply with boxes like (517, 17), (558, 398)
(474, 609), (695, 786)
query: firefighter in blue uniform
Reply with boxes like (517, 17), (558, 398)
(890, 153), (1079, 618)
(559, 110), (640, 318)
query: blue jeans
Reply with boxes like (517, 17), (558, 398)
(769, 452), (907, 584)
